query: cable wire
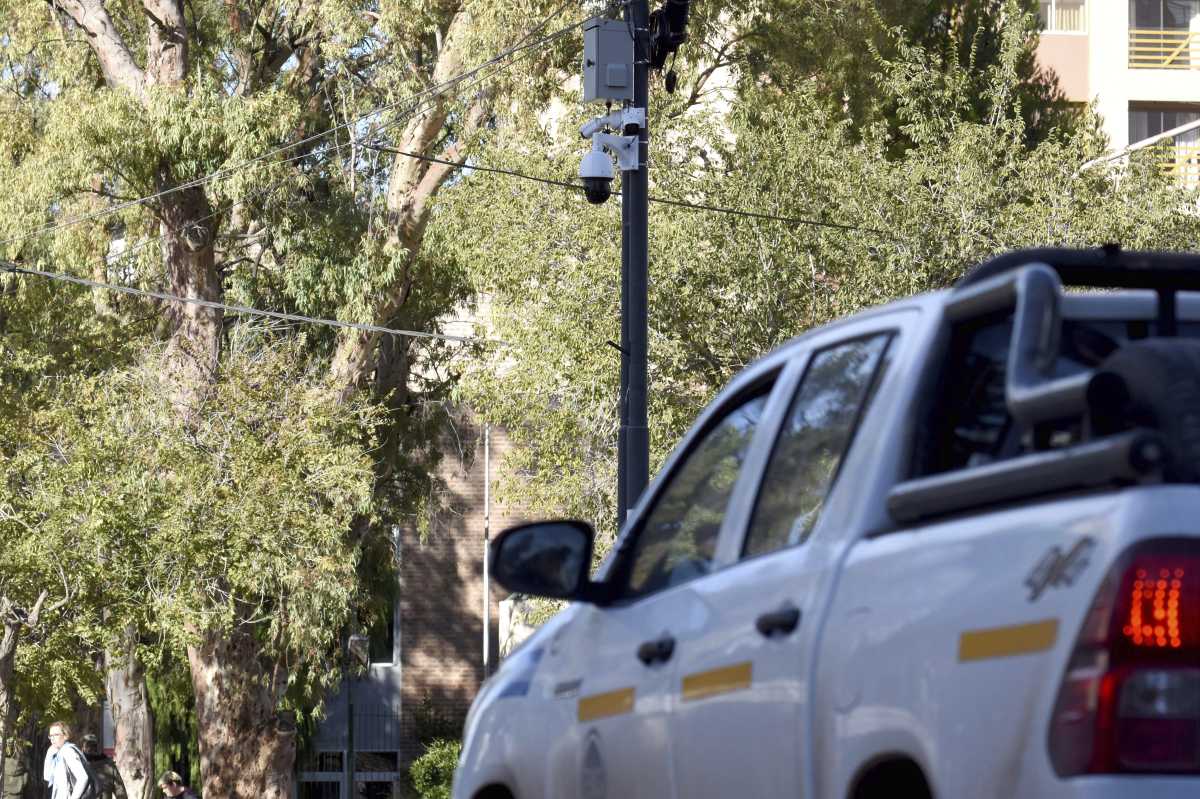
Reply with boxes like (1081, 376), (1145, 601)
(359, 144), (897, 237)
(0, 260), (502, 346)
(646, 195), (893, 237)
(0, 171), (501, 345)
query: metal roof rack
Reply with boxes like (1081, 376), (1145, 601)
(958, 246), (1200, 338)
(887, 246), (1200, 525)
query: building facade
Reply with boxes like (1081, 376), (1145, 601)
(298, 419), (531, 799)
(1036, 0), (1200, 180)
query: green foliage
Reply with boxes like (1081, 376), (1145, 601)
(0, 0), (585, 744)
(410, 695), (466, 746)
(408, 739), (462, 799)
(746, 0), (1077, 148)
(147, 660), (199, 790)
(7, 331), (381, 705)
(433, 2), (1200, 564)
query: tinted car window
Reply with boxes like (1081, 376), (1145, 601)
(617, 389), (771, 600)
(920, 314), (1144, 476)
(742, 335), (890, 559)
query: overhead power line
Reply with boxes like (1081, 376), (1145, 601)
(646, 195), (892, 237)
(0, 6), (589, 252)
(360, 144), (897, 238)
(0, 261), (503, 346)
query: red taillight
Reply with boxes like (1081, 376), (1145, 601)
(1049, 539), (1200, 776)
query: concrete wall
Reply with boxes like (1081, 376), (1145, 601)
(1035, 4), (1200, 150)
(1037, 32), (1090, 102)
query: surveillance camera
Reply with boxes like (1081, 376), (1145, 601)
(579, 149), (614, 205)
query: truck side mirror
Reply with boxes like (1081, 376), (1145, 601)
(492, 520), (597, 600)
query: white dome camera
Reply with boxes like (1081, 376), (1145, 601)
(579, 148), (615, 205)
(577, 107), (643, 207)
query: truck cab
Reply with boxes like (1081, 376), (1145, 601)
(454, 248), (1200, 799)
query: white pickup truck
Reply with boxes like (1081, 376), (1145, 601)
(453, 248), (1200, 799)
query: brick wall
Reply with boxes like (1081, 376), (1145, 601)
(397, 415), (531, 764)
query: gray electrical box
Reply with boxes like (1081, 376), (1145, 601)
(583, 17), (634, 103)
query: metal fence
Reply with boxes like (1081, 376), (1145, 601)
(1129, 29), (1200, 69)
(298, 710), (404, 799)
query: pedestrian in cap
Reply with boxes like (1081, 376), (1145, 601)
(157, 771), (197, 799)
(80, 735), (126, 799)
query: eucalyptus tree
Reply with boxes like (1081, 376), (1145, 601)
(432, 1), (1200, 550)
(0, 0), (581, 796)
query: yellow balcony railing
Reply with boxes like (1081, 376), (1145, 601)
(1160, 143), (1200, 185)
(1129, 28), (1200, 69)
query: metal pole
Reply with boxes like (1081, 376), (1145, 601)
(622, 0), (651, 512)
(482, 423), (491, 677)
(344, 683), (354, 799)
(618, 157), (630, 525)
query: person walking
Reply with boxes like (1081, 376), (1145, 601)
(80, 735), (126, 799)
(42, 721), (91, 799)
(157, 771), (197, 799)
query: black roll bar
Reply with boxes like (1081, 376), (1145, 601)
(958, 246), (1200, 290)
(887, 246), (1200, 525)
(959, 246), (1200, 338)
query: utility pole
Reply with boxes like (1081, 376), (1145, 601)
(622, 0), (651, 522)
(580, 1), (689, 524)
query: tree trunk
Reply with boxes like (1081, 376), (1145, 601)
(329, 9), (485, 398)
(157, 185), (222, 416)
(0, 600), (19, 796)
(187, 626), (294, 799)
(0, 591), (50, 799)
(105, 628), (155, 799)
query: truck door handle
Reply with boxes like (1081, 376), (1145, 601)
(636, 635), (676, 665)
(756, 604), (801, 637)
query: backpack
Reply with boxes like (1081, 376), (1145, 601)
(60, 743), (101, 799)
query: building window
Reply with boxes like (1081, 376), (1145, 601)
(1130, 104), (1200, 142)
(1130, 1), (1200, 68)
(1131, 0), (1200, 29)
(306, 752), (345, 773)
(354, 752), (399, 773)
(1039, 0), (1087, 32)
(1130, 104), (1200, 184)
(299, 782), (340, 799)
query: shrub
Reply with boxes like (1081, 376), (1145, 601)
(409, 738), (462, 799)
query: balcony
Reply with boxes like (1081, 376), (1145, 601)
(1157, 140), (1200, 185)
(1129, 28), (1200, 69)
(1085, 120), (1200, 188)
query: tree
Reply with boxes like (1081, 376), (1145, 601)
(0, 246), (139, 794)
(432, 1), (1200, 553)
(17, 335), (379, 797)
(0, 0), (581, 795)
(746, 0), (1077, 148)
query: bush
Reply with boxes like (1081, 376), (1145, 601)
(409, 739), (462, 799)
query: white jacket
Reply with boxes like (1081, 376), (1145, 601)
(43, 742), (89, 799)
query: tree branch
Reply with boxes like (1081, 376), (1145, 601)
(46, 0), (145, 95)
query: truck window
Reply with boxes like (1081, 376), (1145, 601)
(614, 386), (773, 601)
(919, 311), (1142, 476)
(741, 334), (892, 559)
(927, 313), (1015, 473)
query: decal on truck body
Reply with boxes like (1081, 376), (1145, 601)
(1026, 537), (1096, 601)
(958, 619), (1059, 661)
(681, 661), (754, 702)
(577, 688), (635, 722)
